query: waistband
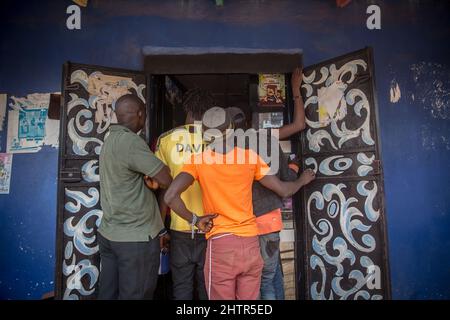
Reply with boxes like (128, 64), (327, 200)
(170, 229), (206, 239)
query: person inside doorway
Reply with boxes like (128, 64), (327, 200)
(164, 106), (315, 300)
(154, 88), (215, 300)
(226, 67), (307, 300)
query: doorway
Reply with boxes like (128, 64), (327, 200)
(151, 72), (299, 299)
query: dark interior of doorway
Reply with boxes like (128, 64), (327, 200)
(151, 72), (298, 300)
(152, 73), (252, 300)
(153, 74), (252, 137)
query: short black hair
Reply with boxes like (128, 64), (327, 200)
(115, 94), (145, 111)
(182, 88), (215, 121)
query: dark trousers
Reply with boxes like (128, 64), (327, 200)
(97, 232), (160, 300)
(259, 232), (281, 300)
(170, 230), (207, 300)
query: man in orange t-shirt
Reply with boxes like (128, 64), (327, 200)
(164, 107), (315, 300)
(226, 67), (307, 300)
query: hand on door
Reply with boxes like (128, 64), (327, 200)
(299, 168), (316, 186)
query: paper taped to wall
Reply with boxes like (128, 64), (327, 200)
(0, 153), (13, 194)
(0, 94), (6, 132)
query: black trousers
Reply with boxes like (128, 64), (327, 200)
(97, 232), (160, 300)
(170, 230), (207, 300)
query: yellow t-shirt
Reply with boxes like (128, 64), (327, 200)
(155, 124), (205, 231)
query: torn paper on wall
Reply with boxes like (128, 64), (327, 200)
(317, 80), (348, 126)
(0, 153), (13, 194)
(87, 73), (131, 124)
(390, 81), (401, 103)
(0, 94), (6, 131)
(6, 93), (60, 153)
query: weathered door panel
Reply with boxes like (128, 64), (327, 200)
(55, 63), (148, 299)
(296, 48), (390, 300)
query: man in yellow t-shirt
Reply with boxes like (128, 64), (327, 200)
(155, 88), (214, 300)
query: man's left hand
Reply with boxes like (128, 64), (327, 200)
(144, 175), (159, 190)
(291, 67), (303, 91)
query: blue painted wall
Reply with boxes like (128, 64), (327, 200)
(0, 0), (449, 299)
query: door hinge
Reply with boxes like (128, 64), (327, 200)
(373, 160), (382, 175)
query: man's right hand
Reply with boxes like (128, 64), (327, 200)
(159, 233), (170, 253)
(195, 214), (218, 233)
(299, 168), (316, 186)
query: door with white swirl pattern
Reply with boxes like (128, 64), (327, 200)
(55, 62), (148, 300)
(297, 48), (391, 300)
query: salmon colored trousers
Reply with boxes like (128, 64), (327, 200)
(204, 233), (264, 300)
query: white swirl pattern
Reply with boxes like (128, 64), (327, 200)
(357, 152), (375, 176)
(64, 209), (103, 256)
(318, 155), (353, 176)
(65, 187), (99, 213)
(81, 160), (100, 183)
(303, 59), (375, 152)
(307, 182), (382, 299)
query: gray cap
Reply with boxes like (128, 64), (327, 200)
(226, 107), (246, 129)
(202, 107), (232, 142)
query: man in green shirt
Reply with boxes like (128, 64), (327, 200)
(98, 94), (216, 300)
(98, 94), (172, 300)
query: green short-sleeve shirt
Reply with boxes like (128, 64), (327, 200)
(98, 125), (164, 242)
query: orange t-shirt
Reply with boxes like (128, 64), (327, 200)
(256, 208), (283, 235)
(181, 147), (269, 239)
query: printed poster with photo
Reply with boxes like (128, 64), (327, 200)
(258, 112), (284, 129)
(258, 74), (286, 107)
(6, 93), (60, 153)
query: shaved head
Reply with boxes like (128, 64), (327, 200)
(115, 94), (146, 133)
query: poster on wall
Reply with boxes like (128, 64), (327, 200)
(0, 153), (13, 194)
(316, 79), (348, 127)
(258, 112), (284, 129)
(258, 74), (286, 107)
(0, 93), (6, 150)
(6, 93), (60, 153)
(0, 94), (6, 132)
(86, 73), (133, 125)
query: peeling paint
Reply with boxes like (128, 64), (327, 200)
(421, 125), (450, 151)
(390, 81), (401, 103)
(410, 62), (450, 120)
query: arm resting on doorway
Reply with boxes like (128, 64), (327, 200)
(278, 67), (306, 140)
(259, 168), (316, 198)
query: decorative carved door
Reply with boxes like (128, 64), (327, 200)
(296, 48), (391, 299)
(54, 63), (149, 299)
